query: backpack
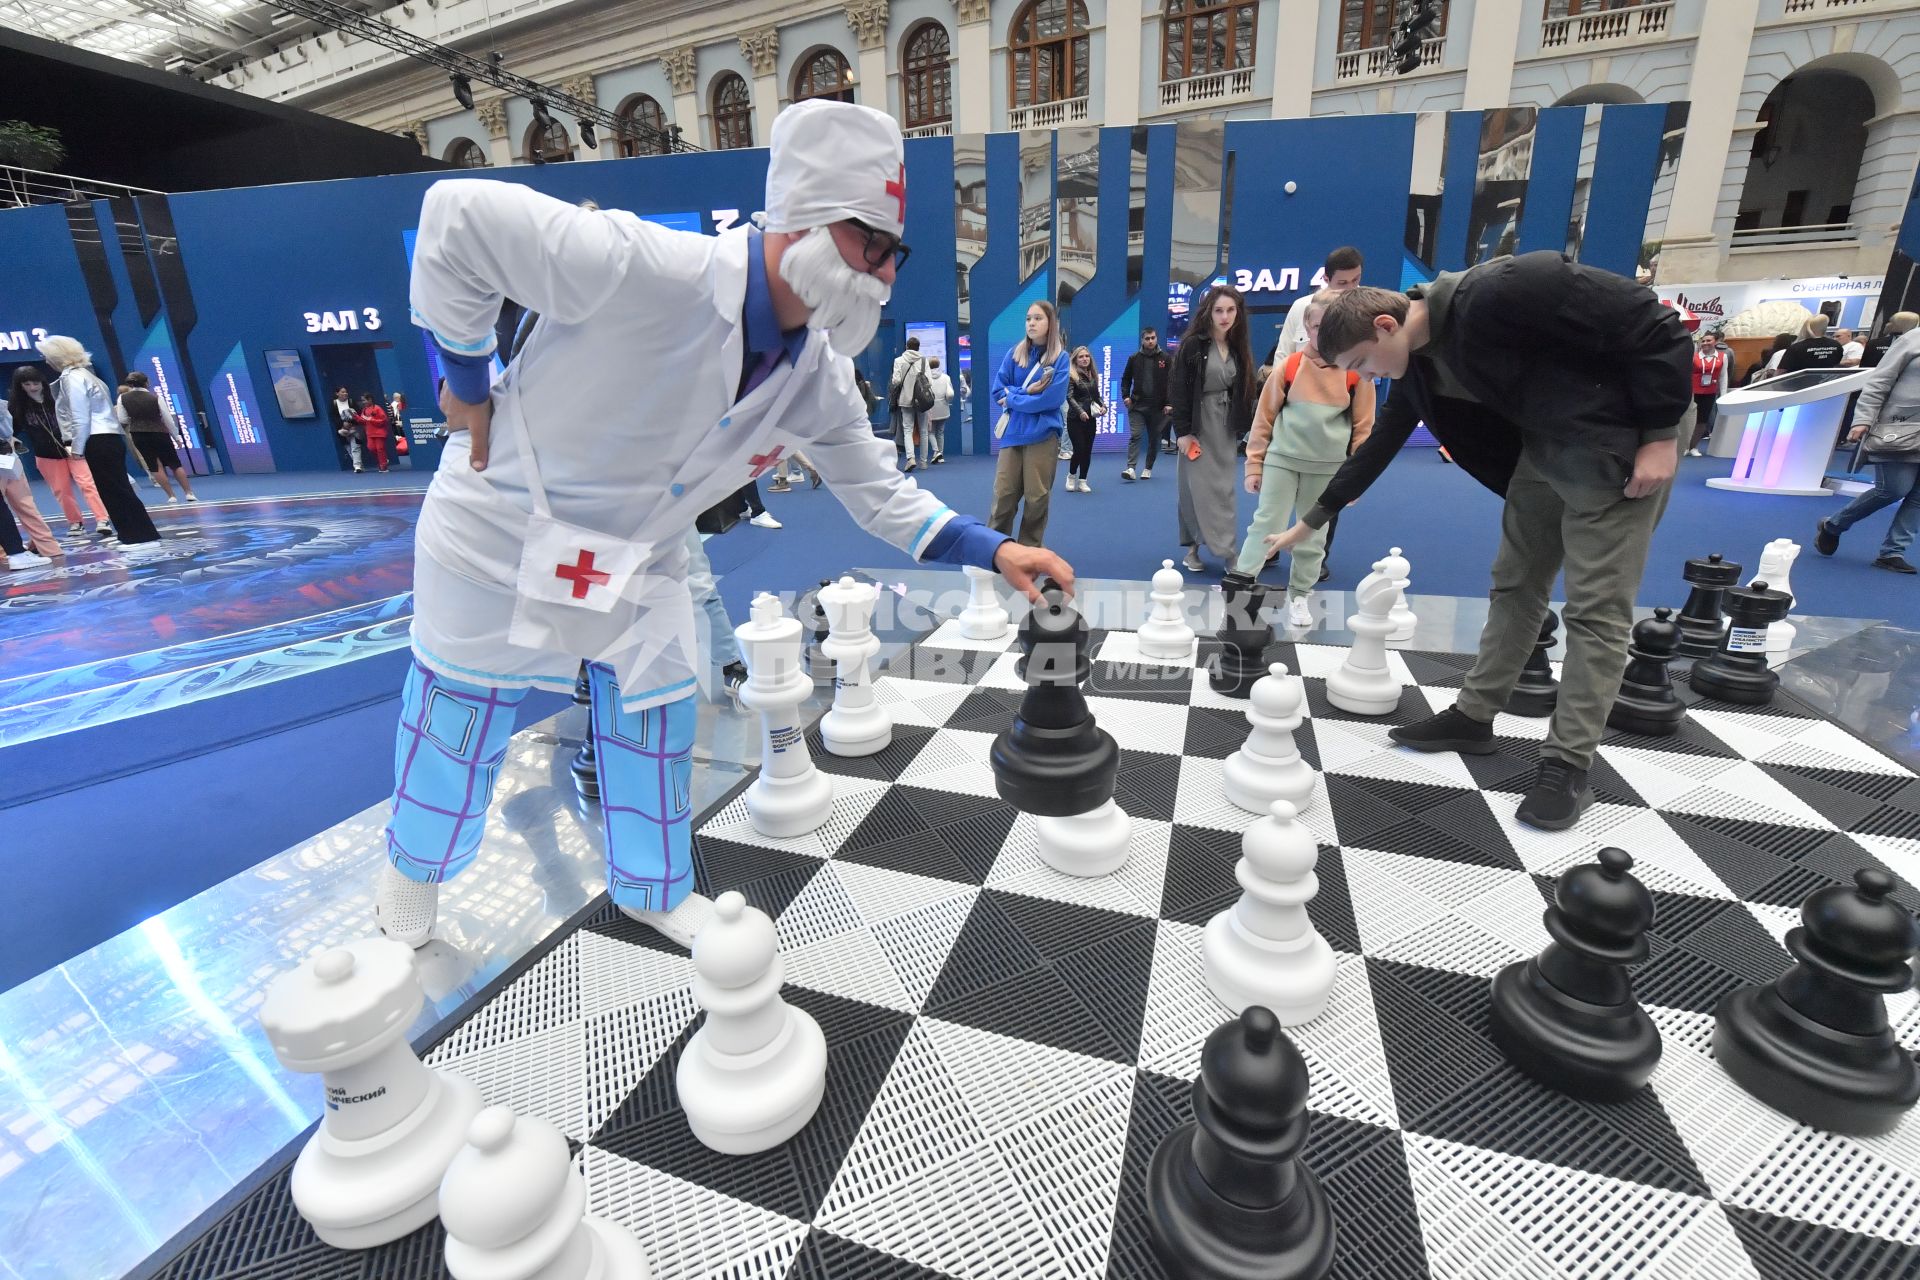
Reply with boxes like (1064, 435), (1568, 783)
(1281, 351), (1361, 399)
(910, 367), (935, 414)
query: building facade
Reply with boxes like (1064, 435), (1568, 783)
(217, 0), (1919, 284)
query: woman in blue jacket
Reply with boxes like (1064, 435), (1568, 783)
(988, 301), (1072, 547)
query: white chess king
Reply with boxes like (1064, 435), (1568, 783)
(957, 563), (1012, 641)
(818, 575), (891, 757)
(676, 891), (828, 1154)
(1136, 559), (1197, 662)
(1326, 553), (1404, 716)
(259, 939), (484, 1248)
(1222, 662), (1316, 816)
(737, 593), (835, 837)
(1202, 799), (1337, 1024)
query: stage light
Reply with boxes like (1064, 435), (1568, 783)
(450, 73), (473, 110)
(531, 98), (552, 128)
(579, 119), (597, 149)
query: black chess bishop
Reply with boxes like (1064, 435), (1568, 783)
(989, 580), (1119, 817)
(1676, 553), (1741, 659)
(1146, 1006), (1336, 1280)
(1688, 581), (1792, 706)
(1212, 574), (1273, 698)
(1608, 608), (1686, 737)
(1489, 848), (1663, 1101)
(1506, 610), (1560, 717)
(1713, 869), (1920, 1136)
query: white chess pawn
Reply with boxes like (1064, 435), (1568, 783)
(260, 940), (484, 1248)
(1752, 537), (1800, 655)
(1136, 558), (1197, 662)
(1202, 799), (1337, 1024)
(958, 563), (1011, 641)
(1035, 799), (1135, 878)
(1383, 546), (1417, 642)
(441, 1105), (651, 1280)
(676, 891), (828, 1154)
(818, 575), (891, 757)
(737, 593), (834, 837)
(1325, 555), (1403, 716)
(1223, 663), (1316, 816)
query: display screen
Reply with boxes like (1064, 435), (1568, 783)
(263, 349), (316, 418)
(1755, 369), (1856, 394)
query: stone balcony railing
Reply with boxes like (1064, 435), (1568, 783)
(1729, 222), (1859, 249)
(903, 121), (954, 138)
(1159, 67), (1258, 108)
(1540, 2), (1673, 49)
(1334, 37), (1444, 81)
(1008, 96), (1090, 132)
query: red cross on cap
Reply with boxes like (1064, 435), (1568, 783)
(885, 164), (905, 223)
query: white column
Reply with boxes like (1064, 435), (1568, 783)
(476, 99), (513, 167)
(1460, 0), (1523, 110)
(663, 46), (701, 147)
(847, 1), (891, 113)
(953, 0), (993, 134)
(1106, 0), (1143, 126)
(1269, 0), (1317, 118)
(741, 26), (782, 145)
(1661, 0), (1761, 277)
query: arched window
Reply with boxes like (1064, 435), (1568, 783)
(712, 72), (753, 150)
(1735, 69), (1875, 234)
(1339, 0), (1447, 52)
(615, 94), (671, 158)
(794, 48), (855, 104)
(444, 137), (487, 168)
(1162, 0), (1259, 82)
(902, 22), (952, 130)
(1009, 0), (1090, 110)
(527, 119), (572, 164)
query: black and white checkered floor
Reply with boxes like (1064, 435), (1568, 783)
(153, 620), (1920, 1280)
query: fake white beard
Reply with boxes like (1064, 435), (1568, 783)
(778, 226), (889, 358)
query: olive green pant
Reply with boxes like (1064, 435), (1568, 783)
(1452, 445), (1674, 770)
(989, 439), (1062, 547)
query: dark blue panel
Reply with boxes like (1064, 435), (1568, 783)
(958, 133), (1025, 454)
(1434, 111), (1484, 274)
(1517, 106), (1584, 257)
(877, 134), (961, 434)
(0, 204), (112, 371)
(1140, 123), (1176, 339)
(1581, 103), (1667, 278)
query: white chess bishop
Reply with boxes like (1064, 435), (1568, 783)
(817, 575), (891, 757)
(1383, 546), (1417, 642)
(259, 939), (484, 1248)
(676, 891), (828, 1154)
(1752, 537), (1800, 655)
(1326, 553), (1404, 716)
(1136, 559), (1197, 662)
(958, 563), (1012, 641)
(440, 1105), (651, 1279)
(1223, 662), (1316, 816)
(1202, 799), (1337, 1024)
(737, 593), (835, 837)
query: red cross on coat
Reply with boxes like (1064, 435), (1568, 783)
(748, 446), (785, 479)
(555, 549), (611, 600)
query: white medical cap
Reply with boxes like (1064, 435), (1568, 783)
(763, 100), (906, 238)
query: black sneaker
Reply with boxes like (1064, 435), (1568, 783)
(1872, 555), (1917, 574)
(1814, 518), (1840, 556)
(1389, 707), (1497, 755)
(1516, 758), (1594, 831)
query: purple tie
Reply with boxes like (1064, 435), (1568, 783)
(737, 347), (783, 403)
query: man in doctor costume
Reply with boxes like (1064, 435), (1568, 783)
(380, 100), (1072, 948)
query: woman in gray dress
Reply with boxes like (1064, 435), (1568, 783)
(1169, 283), (1256, 572)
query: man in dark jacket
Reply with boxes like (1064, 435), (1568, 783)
(1779, 316), (1845, 373)
(1264, 251), (1690, 831)
(1119, 328), (1173, 480)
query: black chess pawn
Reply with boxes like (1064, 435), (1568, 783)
(1713, 869), (1920, 1136)
(1689, 581), (1792, 706)
(1146, 1006), (1336, 1280)
(989, 579), (1119, 817)
(1506, 610), (1559, 717)
(571, 660), (600, 802)
(1211, 574), (1273, 699)
(571, 660), (592, 706)
(1489, 848), (1663, 1102)
(1608, 607), (1685, 737)
(1676, 553), (1742, 659)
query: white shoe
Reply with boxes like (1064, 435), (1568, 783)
(1080, 478), (1093, 493)
(1181, 550), (1204, 573)
(1685, 448), (1703, 457)
(66, 523), (83, 536)
(6, 552), (51, 569)
(619, 891), (715, 948)
(166, 495), (180, 504)
(376, 863), (438, 948)
(750, 511), (782, 530)
(1286, 596), (1314, 629)
(184, 494), (199, 503)
(1121, 468), (1135, 481)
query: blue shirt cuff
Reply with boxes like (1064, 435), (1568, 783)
(437, 346), (493, 405)
(923, 515), (1007, 571)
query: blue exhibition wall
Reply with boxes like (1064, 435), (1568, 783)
(0, 105), (1679, 472)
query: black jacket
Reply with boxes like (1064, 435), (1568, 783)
(1067, 375), (1104, 428)
(1120, 348), (1171, 407)
(1306, 252), (1692, 523)
(1168, 337), (1255, 443)
(1863, 333), (1899, 368)
(1779, 336), (1844, 373)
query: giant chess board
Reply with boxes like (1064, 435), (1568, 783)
(151, 619), (1920, 1280)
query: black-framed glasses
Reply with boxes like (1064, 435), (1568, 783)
(846, 218), (910, 271)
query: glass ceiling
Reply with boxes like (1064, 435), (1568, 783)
(5, 0), (273, 72)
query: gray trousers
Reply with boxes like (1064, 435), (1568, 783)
(1126, 404), (1167, 472)
(1453, 443), (1674, 770)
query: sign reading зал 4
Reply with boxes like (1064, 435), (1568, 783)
(304, 308), (383, 334)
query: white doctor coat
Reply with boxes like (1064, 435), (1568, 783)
(408, 179), (965, 711)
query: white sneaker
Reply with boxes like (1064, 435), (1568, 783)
(185, 494), (199, 503)
(376, 862), (438, 948)
(1080, 478), (1093, 493)
(166, 495), (180, 504)
(7, 552), (51, 569)
(750, 511), (782, 530)
(1121, 468), (1135, 481)
(1181, 550), (1204, 573)
(619, 891), (715, 948)
(1286, 596), (1314, 629)
(1685, 448), (1703, 457)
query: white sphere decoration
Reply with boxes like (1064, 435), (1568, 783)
(1284, 180), (1298, 195)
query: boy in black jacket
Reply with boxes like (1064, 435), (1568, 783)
(1264, 252), (1690, 830)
